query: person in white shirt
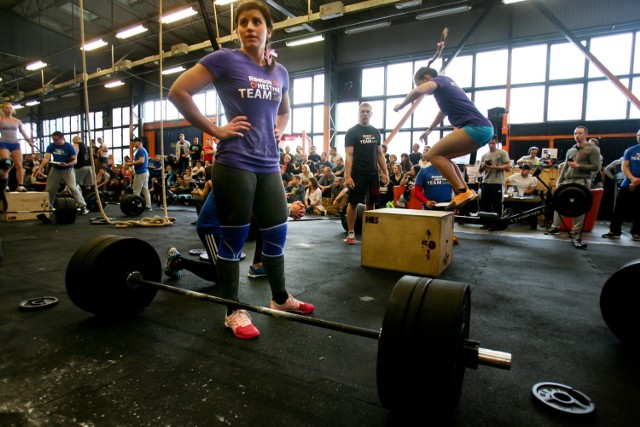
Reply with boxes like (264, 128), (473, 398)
(505, 164), (538, 196)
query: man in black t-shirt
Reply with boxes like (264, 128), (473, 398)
(189, 136), (202, 167)
(343, 103), (389, 244)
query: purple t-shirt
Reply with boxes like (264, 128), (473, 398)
(199, 49), (289, 173)
(432, 76), (492, 128)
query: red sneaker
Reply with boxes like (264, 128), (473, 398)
(344, 233), (356, 245)
(271, 294), (315, 315)
(224, 309), (260, 339)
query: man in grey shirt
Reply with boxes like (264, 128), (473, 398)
(479, 136), (510, 217)
(548, 125), (602, 235)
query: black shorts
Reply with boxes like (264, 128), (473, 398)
(348, 171), (380, 205)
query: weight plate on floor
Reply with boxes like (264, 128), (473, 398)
(85, 192), (106, 212)
(19, 296), (59, 311)
(600, 259), (640, 346)
(54, 196), (77, 224)
(189, 249), (206, 256)
(377, 277), (470, 422)
(532, 382), (595, 416)
(120, 194), (145, 216)
(340, 203), (365, 234)
(65, 235), (161, 316)
(552, 183), (592, 218)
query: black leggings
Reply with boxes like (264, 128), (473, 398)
(211, 163), (289, 306)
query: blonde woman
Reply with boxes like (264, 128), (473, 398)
(0, 102), (35, 192)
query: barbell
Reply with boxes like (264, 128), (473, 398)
(2, 196), (77, 224)
(65, 235), (512, 420)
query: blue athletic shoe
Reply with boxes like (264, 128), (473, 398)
(248, 264), (266, 278)
(164, 247), (182, 278)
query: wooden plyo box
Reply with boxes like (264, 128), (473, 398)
(2, 191), (50, 221)
(361, 208), (454, 277)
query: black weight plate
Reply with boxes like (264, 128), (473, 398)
(120, 194), (145, 216)
(65, 235), (161, 316)
(532, 382), (595, 416)
(189, 249), (206, 256)
(552, 183), (592, 218)
(600, 259), (640, 346)
(19, 296), (59, 311)
(85, 192), (106, 212)
(377, 276), (429, 409)
(378, 277), (471, 421)
(54, 196), (77, 224)
(340, 203), (365, 234)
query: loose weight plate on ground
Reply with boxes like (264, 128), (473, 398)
(19, 296), (59, 310)
(65, 235), (161, 316)
(600, 259), (640, 346)
(120, 194), (145, 216)
(551, 183), (592, 218)
(378, 276), (471, 421)
(532, 382), (595, 416)
(340, 203), (365, 234)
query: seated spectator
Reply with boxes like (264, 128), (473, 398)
(285, 175), (305, 203)
(298, 164), (314, 186)
(517, 147), (541, 167)
(397, 165), (420, 208)
(304, 177), (323, 214)
(329, 146), (340, 164)
(414, 162), (453, 209)
(165, 164), (178, 189)
(387, 154), (398, 177)
(110, 164), (122, 182)
(315, 152), (333, 176)
(331, 156), (345, 177)
(326, 176), (349, 216)
(505, 164), (538, 196)
(298, 154), (316, 176)
(400, 153), (413, 173)
(418, 147), (430, 168)
(23, 154), (34, 187)
(308, 145), (321, 163)
(192, 161), (205, 181)
(107, 177), (124, 200)
(317, 166), (336, 198)
(149, 154), (163, 178)
(96, 168), (110, 194)
(174, 177), (191, 195)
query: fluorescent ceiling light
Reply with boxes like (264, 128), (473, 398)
(416, 5), (471, 20)
(26, 61), (47, 71)
(286, 35), (324, 47)
(82, 39), (108, 51)
(161, 7), (198, 24)
(105, 80), (125, 88)
(396, 0), (422, 9)
(12, 104), (24, 109)
(214, 0), (238, 5)
(26, 100), (40, 107)
(503, 0), (527, 3)
(162, 66), (186, 75)
(116, 24), (148, 39)
(284, 25), (306, 33)
(345, 21), (391, 35)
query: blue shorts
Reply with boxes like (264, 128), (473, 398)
(463, 126), (494, 147)
(0, 141), (21, 152)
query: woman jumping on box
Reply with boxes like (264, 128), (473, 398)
(0, 102), (36, 192)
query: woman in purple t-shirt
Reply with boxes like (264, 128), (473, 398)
(168, 1), (314, 340)
(394, 67), (494, 211)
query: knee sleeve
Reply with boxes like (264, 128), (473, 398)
(218, 224), (250, 261)
(261, 222), (287, 257)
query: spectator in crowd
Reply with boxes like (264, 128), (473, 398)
(418, 147), (430, 168)
(588, 138), (605, 189)
(387, 154), (398, 177)
(315, 152), (333, 173)
(517, 146), (541, 167)
(413, 161), (453, 209)
(96, 167), (110, 195)
(298, 163), (314, 186)
(505, 164), (538, 196)
(547, 126), (602, 236)
(479, 136), (510, 217)
(381, 143), (389, 163)
(192, 160), (205, 181)
(22, 153), (34, 187)
(602, 128), (640, 241)
(98, 137), (110, 167)
(189, 136), (202, 167)
(304, 177), (323, 213)
(409, 142), (422, 165)
(175, 133), (191, 173)
(326, 176), (349, 216)
(308, 145), (321, 163)
(285, 175), (305, 203)
(329, 146), (339, 164)
(318, 166), (336, 198)
(331, 156), (345, 177)
(293, 145), (304, 167)
(202, 137), (216, 165)
(400, 153), (413, 173)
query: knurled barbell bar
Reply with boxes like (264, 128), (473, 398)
(65, 235), (512, 421)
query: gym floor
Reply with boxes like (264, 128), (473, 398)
(1, 205), (638, 426)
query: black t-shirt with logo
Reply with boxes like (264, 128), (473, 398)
(344, 124), (381, 173)
(191, 144), (202, 160)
